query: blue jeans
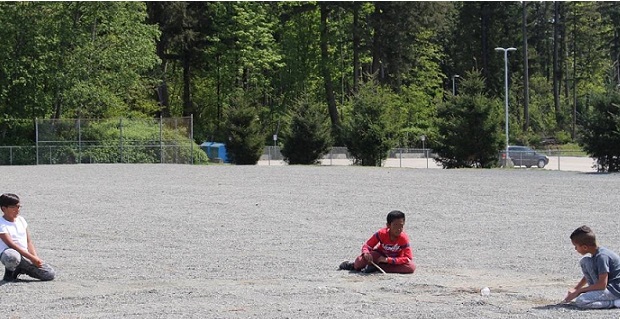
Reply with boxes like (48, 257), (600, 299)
(575, 256), (618, 309)
(1, 248), (55, 281)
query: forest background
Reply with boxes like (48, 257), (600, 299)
(1, 2), (619, 169)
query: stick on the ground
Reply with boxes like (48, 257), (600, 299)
(370, 261), (387, 274)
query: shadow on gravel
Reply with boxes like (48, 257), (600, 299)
(0, 278), (43, 285)
(533, 303), (581, 311)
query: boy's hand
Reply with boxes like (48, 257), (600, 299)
(363, 253), (373, 262)
(377, 256), (388, 263)
(563, 289), (579, 303)
(30, 256), (43, 268)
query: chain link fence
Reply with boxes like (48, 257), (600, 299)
(0, 117), (207, 165)
(261, 146), (597, 172)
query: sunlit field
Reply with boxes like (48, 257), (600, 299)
(1, 164), (618, 318)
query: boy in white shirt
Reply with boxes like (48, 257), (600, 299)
(0, 193), (55, 282)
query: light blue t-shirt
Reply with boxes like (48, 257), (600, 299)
(594, 247), (620, 297)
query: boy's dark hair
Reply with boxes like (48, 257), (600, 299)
(387, 210), (405, 224)
(0, 193), (20, 208)
(570, 225), (597, 247)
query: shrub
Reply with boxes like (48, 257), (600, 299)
(434, 71), (504, 168)
(280, 94), (332, 165)
(225, 93), (265, 165)
(578, 90), (620, 172)
(343, 80), (397, 167)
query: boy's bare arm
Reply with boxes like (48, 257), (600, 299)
(565, 274), (610, 302)
(0, 232), (42, 267)
(564, 277), (587, 302)
(573, 277), (587, 290)
(26, 228), (39, 257)
(579, 273), (609, 293)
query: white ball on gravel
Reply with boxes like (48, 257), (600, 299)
(480, 287), (490, 296)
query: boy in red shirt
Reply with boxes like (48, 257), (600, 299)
(339, 210), (416, 274)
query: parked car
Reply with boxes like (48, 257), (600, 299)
(500, 145), (549, 168)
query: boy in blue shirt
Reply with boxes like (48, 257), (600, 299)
(564, 225), (620, 308)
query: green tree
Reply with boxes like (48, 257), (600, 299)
(0, 2), (160, 121)
(224, 91), (265, 165)
(578, 89), (620, 172)
(371, 2), (453, 91)
(434, 71), (504, 168)
(343, 79), (397, 166)
(280, 93), (332, 165)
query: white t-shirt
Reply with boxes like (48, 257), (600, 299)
(0, 216), (28, 251)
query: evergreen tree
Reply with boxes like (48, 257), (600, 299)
(579, 88), (620, 172)
(280, 93), (332, 165)
(434, 71), (504, 168)
(343, 79), (397, 166)
(224, 91), (265, 165)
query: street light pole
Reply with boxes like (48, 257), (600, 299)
(421, 135), (427, 169)
(452, 74), (460, 95)
(495, 47), (517, 167)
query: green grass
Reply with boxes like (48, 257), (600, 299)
(539, 143), (588, 157)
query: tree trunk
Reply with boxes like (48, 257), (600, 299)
(571, 4), (578, 140)
(147, 2), (172, 118)
(522, 1), (530, 132)
(216, 55), (221, 133)
(182, 48), (192, 117)
(481, 3), (491, 85)
(320, 3), (340, 132)
(352, 3), (360, 92)
(156, 39), (171, 118)
(553, 1), (561, 126)
(371, 3), (382, 79)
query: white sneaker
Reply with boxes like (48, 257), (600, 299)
(613, 299), (620, 308)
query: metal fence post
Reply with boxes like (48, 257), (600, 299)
(190, 114), (194, 165)
(330, 149), (332, 166)
(35, 117), (39, 165)
(159, 115), (163, 164)
(119, 118), (123, 163)
(78, 118), (81, 164)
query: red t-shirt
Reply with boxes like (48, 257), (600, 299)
(361, 227), (413, 265)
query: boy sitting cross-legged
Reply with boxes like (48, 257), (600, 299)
(339, 210), (416, 274)
(0, 193), (55, 282)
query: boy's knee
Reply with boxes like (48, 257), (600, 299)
(39, 264), (56, 281)
(408, 262), (416, 274)
(39, 272), (55, 281)
(574, 295), (588, 308)
(401, 262), (416, 274)
(0, 249), (21, 270)
(20, 261), (55, 281)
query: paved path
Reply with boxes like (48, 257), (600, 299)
(259, 156), (598, 172)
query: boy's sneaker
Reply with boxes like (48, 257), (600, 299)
(362, 264), (378, 273)
(339, 261), (354, 271)
(613, 299), (620, 308)
(2, 268), (20, 282)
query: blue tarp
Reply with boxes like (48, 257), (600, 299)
(200, 142), (229, 163)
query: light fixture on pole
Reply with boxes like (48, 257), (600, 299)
(495, 47), (517, 167)
(452, 74), (460, 95)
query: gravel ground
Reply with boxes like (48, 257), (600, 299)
(1, 164), (619, 318)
